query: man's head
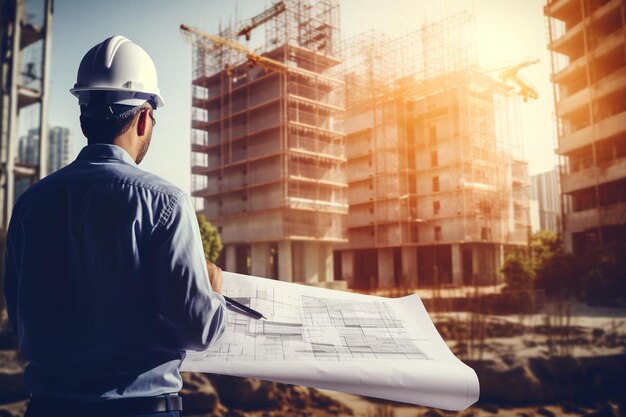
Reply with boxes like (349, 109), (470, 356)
(80, 101), (155, 164)
(71, 36), (164, 164)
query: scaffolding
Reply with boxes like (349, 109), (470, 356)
(1, 0), (53, 230)
(338, 12), (530, 288)
(187, 0), (347, 282)
(0, 0), (53, 312)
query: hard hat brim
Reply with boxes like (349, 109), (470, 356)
(70, 86), (165, 108)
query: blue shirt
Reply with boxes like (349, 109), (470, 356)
(3, 144), (225, 399)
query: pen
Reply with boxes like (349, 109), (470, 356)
(224, 295), (267, 320)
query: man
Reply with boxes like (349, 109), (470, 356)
(3, 36), (226, 416)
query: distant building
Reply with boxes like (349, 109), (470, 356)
(16, 128), (40, 197)
(529, 199), (541, 232)
(336, 15), (530, 290)
(545, 0), (626, 254)
(18, 128), (39, 166)
(530, 168), (561, 233)
(337, 70), (530, 290)
(48, 126), (72, 174)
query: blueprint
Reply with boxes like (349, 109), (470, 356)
(182, 272), (479, 410)
(195, 289), (428, 362)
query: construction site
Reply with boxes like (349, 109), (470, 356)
(336, 13), (531, 290)
(184, 1), (532, 290)
(185, 0), (347, 286)
(545, 0), (626, 255)
(0, 0), (53, 238)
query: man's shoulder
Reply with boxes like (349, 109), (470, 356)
(120, 166), (184, 198)
(44, 160), (183, 197)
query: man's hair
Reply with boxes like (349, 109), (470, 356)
(80, 104), (144, 144)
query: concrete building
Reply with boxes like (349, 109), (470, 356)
(0, 0), (53, 227)
(187, 0), (347, 285)
(16, 128), (40, 198)
(545, 0), (626, 254)
(336, 14), (530, 290)
(18, 127), (39, 166)
(18, 126), (71, 175)
(529, 199), (541, 232)
(530, 168), (561, 233)
(47, 126), (72, 174)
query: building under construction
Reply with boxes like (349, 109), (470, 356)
(187, 0), (347, 284)
(545, 0), (626, 254)
(0, 0), (52, 311)
(335, 13), (530, 290)
(1, 0), (52, 228)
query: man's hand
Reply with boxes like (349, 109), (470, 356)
(206, 260), (223, 294)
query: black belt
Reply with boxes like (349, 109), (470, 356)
(28, 393), (183, 416)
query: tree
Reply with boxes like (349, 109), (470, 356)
(530, 230), (561, 268)
(529, 230), (581, 299)
(501, 254), (535, 313)
(535, 251), (579, 299)
(502, 254), (534, 293)
(196, 214), (223, 263)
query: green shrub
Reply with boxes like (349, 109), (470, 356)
(502, 254), (534, 293)
(197, 214), (223, 263)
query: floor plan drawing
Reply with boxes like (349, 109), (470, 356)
(182, 272), (480, 411)
(186, 279), (430, 363)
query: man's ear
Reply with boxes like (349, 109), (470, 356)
(136, 108), (148, 137)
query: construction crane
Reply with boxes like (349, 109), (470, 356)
(236, 1), (286, 41)
(495, 58), (540, 102)
(180, 24), (288, 74)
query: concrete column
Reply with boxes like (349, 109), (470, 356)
(471, 245), (481, 284)
(564, 231), (574, 254)
(377, 248), (394, 289)
(225, 245), (236, 273)
(292, 242), (304, 283)
(401, 246), (418, 289)
(341, 251), (355, 288)
(278, 241), (293, 282)
(319, 243), (333, 283)
(289, 242), (334, 284)
(251, 242), (270, 278)
(451, 243), (463, 286)
(303, 241), (320, 283)
(496, 244), (505, 284)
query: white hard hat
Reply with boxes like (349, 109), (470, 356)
(70, 35), (165, 108)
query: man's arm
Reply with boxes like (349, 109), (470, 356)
(152, 191), (226, 351)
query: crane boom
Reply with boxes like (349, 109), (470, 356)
(499, 58), (540, 102)
(180, 24), (288, 74)
(236, 1), (286, 41)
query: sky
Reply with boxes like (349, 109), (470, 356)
(44, 0), (557, 194)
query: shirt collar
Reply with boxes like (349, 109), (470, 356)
(76, 144), (138, 166)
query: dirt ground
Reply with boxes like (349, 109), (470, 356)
(0, 301), (624, 417)
(321, 300), (626, 417)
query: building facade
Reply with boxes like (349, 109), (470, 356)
(47, 126), (72, 174)
(336, 15), (530, 290)
(530, 168), (561, 233)
(189, 0), (347, 285)
(18, 128), (39, 166)
(337, 72), (530, 290)
(545, 0), (626, 253)
(0, 0), (53, 228)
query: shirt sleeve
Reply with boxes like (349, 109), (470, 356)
(152, 191), (226, 351)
